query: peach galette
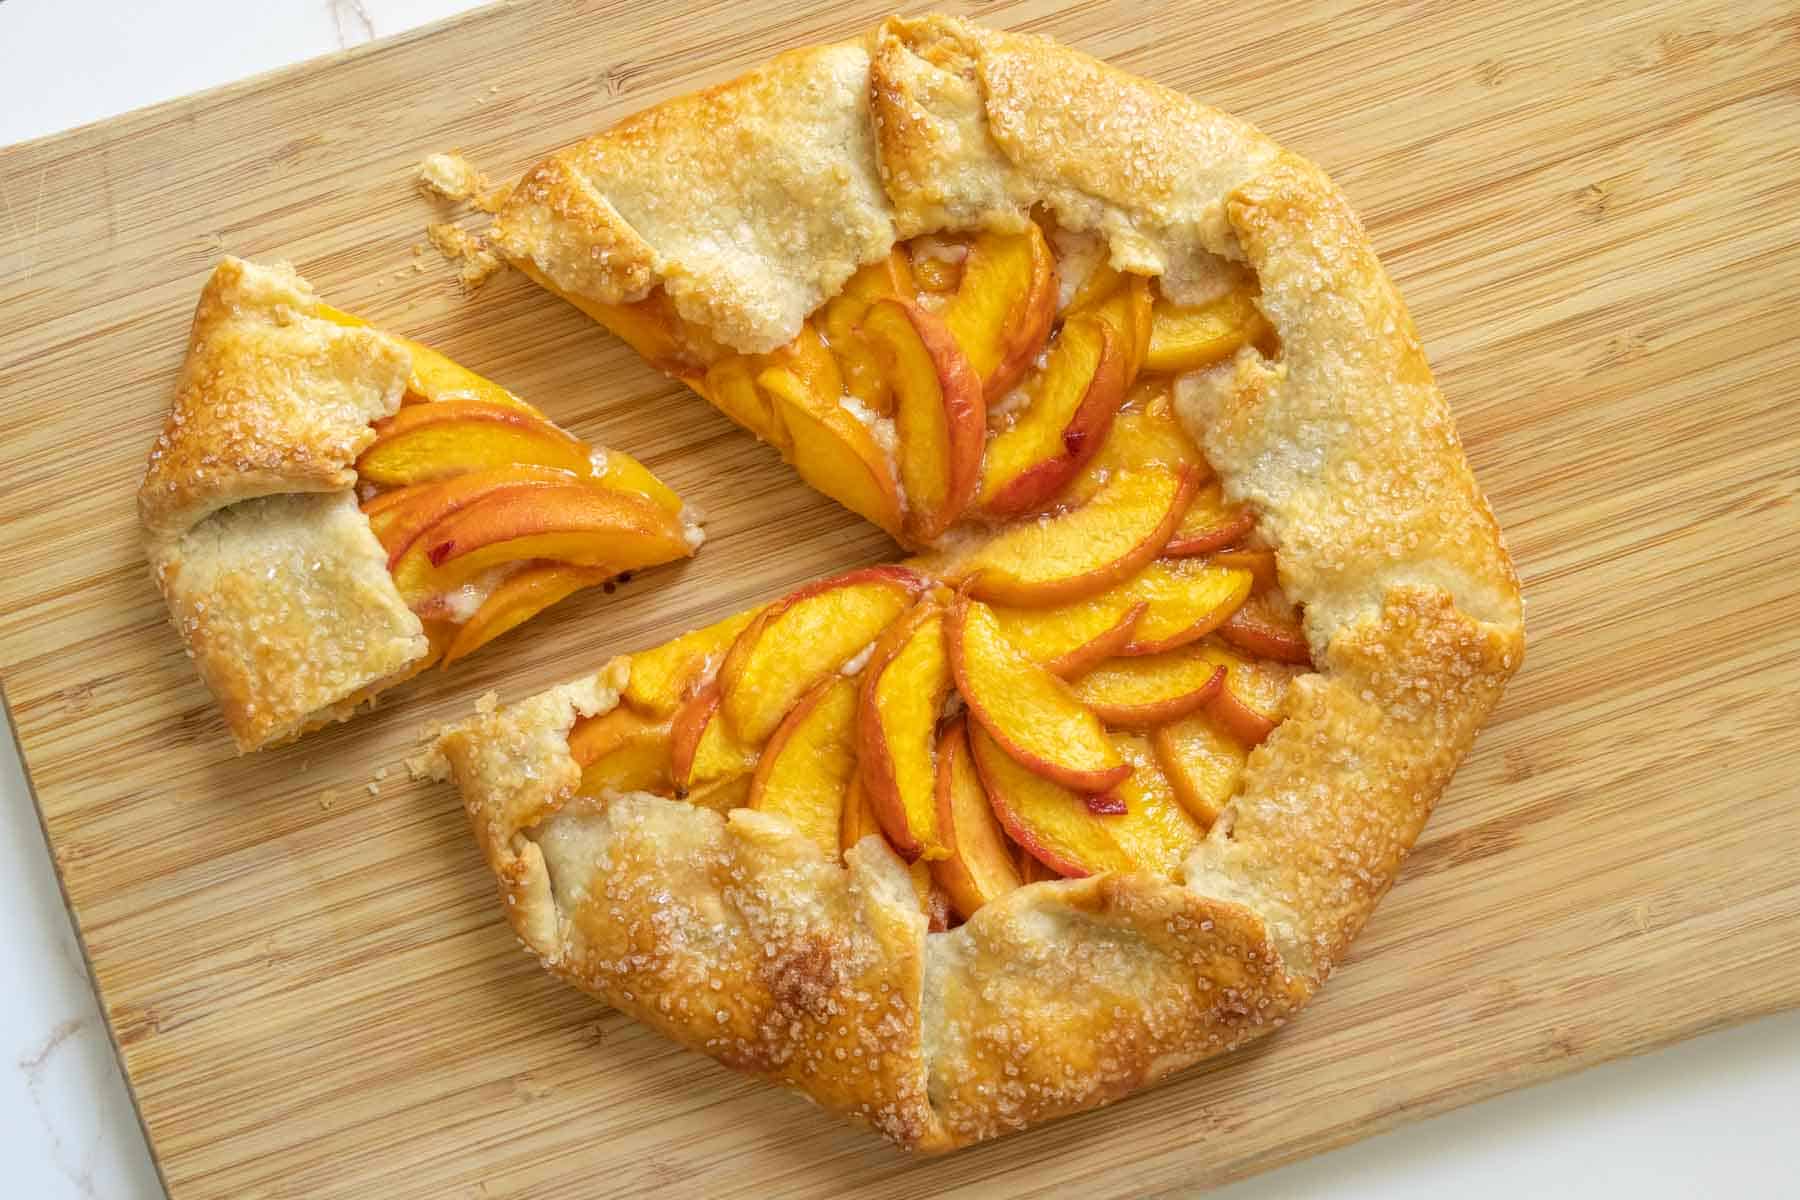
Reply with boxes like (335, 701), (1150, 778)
(139, 258), (700, 750)
(438, 14), (1523, 1152)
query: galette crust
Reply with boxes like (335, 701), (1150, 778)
(140, 258), (429, 750)
(447, 13), (1525, 1151)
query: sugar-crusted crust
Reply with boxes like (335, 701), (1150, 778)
(450, 13), (1525, 1151)
(139, 258), (428, 750)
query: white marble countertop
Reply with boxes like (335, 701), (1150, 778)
(1, 2), (1795, 1196)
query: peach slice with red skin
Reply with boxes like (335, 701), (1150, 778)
(1082, 272), (1154, 384)
(991, 596), (1146, 677)
(356, 399), (594, 486)
(1219, 586), (1312, 665)
(622, 606), (763, 720)
(857, 601), (952, 861)
(943, 225), (1057, 401)
(1192, 641), (1306, 745)
(441, 562), (612, 666)
(1165, 480), (1255, 556)
(978, 315), (1129, 517)
(821, 249), (916, 415)
(718, 566), (924, 746)
(958, 466), (1197, 607)
(1058, 379), (1212, 507)
(1117, 558), (1255, 655)
(968, 725), (1135, 878)
(569, 705), (675, 798)
(1211, 545), (1280, 593)
(1143, 288), (1274, 375)
(862, 298), (986, 543)
(670, 682), (758, 794)
(948, 596), (1130, 793)
(1151, 711), (1247, 828)
(842, 774), (945, 922)
(930, 716), (1024, 918)
(1069, 648), (1226, 728)
(361, 464), (579, 565)
(748, 674), (859, 856)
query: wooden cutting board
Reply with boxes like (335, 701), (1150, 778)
(2, 0), (1795, 1195)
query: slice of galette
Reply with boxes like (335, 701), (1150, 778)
(138, 258), (702, 750)
(436, 13), (1524, 1151)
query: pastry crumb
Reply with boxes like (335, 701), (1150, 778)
(319, 788), (337, 810)
(374, 766), (389, 781)
(405, 754), (432, 780)
(425, 222), (502, 291)
(476, 690), (499, 715)
(417, 152), (488, 202)
(366, 781), (381, 797)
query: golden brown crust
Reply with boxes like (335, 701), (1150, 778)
(447, 12), (1526, 1152)
(139, 258), (427, 750)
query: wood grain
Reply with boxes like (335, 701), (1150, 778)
(1, 1), (1796, 1195)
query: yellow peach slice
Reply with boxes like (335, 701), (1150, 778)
(356, 399), (593, 486)
(1068, 648), (1226, 728)
(943, 225), (1057, 400)
(1058, 379), (1213, 506)
(948, 597), (1130, 793)
(1219, 586), (1312, 665)
(959, 466), (1197, 607)
(821, 249), (915, 415)
(760, 345), (905, 536)
(991, 596), (1146, 677)
(1192, 641), (1306, 745)
(687, 773), (754, 814)
(968, 725), (1134, 878)
(594, 448), (683, 515)
(670, 682), (758, 794)
(1151, 712), (1246, 828)
(580, 287), (723, 375)
(1118, 558), (1256, 655)
(748, 674), (859, 857)
(1104, 734), (1207, 874)
(1085, 273), (1154, 384)
(930, 717), (1023, 919)
(978, 315), (1129, 516)
(1211, 545), (1280, 593)
(863, 298), (985, 543)
(441, 562), (612, 665)
(622, 606), (763, 720)
(1143, 288), (1273, 375)
(718, 566), (924, 745)
(1165, 480), (1255, 556)
(570, 705), (675, 798)
(700, 355), (785, 448)
(858, 601), (952, 861)
(361, 465), (579, 565)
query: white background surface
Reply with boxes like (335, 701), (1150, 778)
(1, 2), (1795, 1196)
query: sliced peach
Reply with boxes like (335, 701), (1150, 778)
(1165, 480), (1255, 556)
(911, 238), (967, 294)
(948, 597), (1130, 793)
(361, 464), (579, 565)
(959, 466), (1197, 607)
(1057, 379), (1211, 507)
(943, 225), (1057, 400)
(581, 287), (722, 375)
(857, 601), (952, 861)
(863, 298), (985, 543)
(1193, 641), (1306, 746)
(1143, 288), (1273, 375)
(718, 566), (924, 745)
(1016, 846), (1060, 884)
(978, 315), (1129, 516)
(991, 596), (1146, 677)
(1151, 711), (1247, 828)
(930, 717), (1023, 919)
(594, 449), (683, 515)
(700, 354), (785, 447)
(1218, 586), (1312, 665)
(441, 562), (612, 665)
(821, 249), (916, 415)
(1069, 649), (1226, 728)
(842, 775), (943, 919)
(749, 674), (859, 856)
(670, 682), (758, 793)
(356, 400), (593, 486)
(687, 773), (753, 813)
(570, 705), (675, 798)
(760, 339), (905, 536)
(1118, 558), (1256, 655)
(968, 725), (1134, 878)
(1064, 258), (1124, 316)
(1085, 273), (1154, 384)
(1103, 734), (1207, 874)
(1211, 545), (1280, 593)
(623, 606), (764, 720)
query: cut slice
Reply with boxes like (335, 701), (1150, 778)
(594, 448), (685, 516)
(948, 597), (1130, 793)
(670, 682), (758, 794)
(1165, 480), (1255, 556)
(1210, 545), (1279, 593)
(990, 596), (1146, 677)
(1151, 711), (1247, 828)
(761, 372), (904, 537)
(1193, 641), (1306, 745)
(441, 562), (613, 665)
(931, 716), (1024, 919)
(570, 706), (674, 798)
(1084, 272), (1154, 384)
(362, 464), (580, 566)
(356, 399), (593, 485)
(858, 601), (952, 861)
(622, 606), (764, 720)
(1068, 648), (1226, 728)
(977, 315), (1128, 516)
(957, 466), (1197, 607)
(1143, 288), (1273, 374)
(1218, 586), (1312, 665)
(700, 354), (784, 447)
(820, 249), (916, 414)
(718, 566), (923, 745)
(862, 299), (985, 543)
(1058, 379), (1211, 507)
(942, 225), (1057, 400)
(749, 674), (859, 857)
(968, 725), (1134, 878)
(1118, 558), (1255, 655)
(1103, 733), (1207, 874)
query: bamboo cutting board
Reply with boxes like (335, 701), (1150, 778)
(2, 0), (1796, 1195)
